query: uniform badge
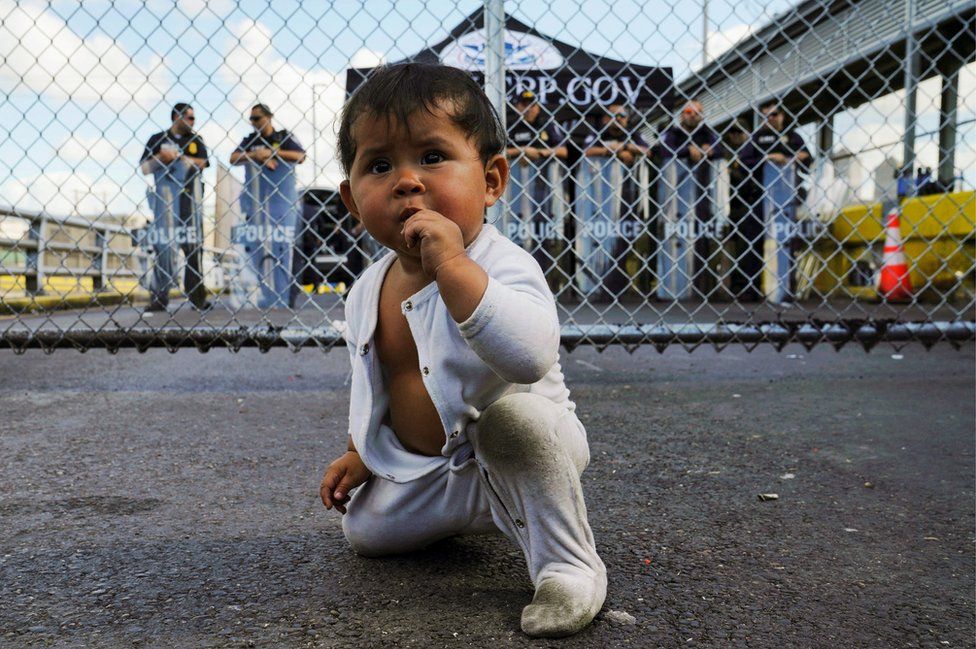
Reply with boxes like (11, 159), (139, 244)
(780, 135), (789, 145)
(188, 141), (197, 155)
(541, 131), (549, 142)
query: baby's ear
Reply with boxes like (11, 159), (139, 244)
(338, 180), (360, 220)
(483, 154), (509, 208)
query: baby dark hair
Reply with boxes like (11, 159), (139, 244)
(337, 63), (505, 176)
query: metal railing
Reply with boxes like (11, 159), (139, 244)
(0, 207), (145, 300)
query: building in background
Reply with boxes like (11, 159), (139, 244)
(872, 156), (901, 204)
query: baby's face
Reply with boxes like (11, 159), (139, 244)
(340, 104), (506, 257)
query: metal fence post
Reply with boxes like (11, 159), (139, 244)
(32, 215), (48, 295)
(484, 0), (506, 226)
(816, 112), (834, 203)
(95, 227), (107, 292)
(901, 0), (919, 191)
(938, 60), (960, 187)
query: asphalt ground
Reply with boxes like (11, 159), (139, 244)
(0, 343), (973, 648)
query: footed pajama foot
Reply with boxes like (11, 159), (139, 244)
(520, 570), (607, 638)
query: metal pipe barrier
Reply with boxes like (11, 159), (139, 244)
(2, 321), (972, 354)
(0, 206), (146, 299)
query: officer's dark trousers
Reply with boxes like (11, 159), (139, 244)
(151, 199), (207, 309)
(729, 200), (764, 299)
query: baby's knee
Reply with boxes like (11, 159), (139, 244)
(341, 507), (393, 557)
(476, 393), (561, 468)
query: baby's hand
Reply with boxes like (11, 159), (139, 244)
(320, 451), (371, 514)
(401, 208), (466, 280)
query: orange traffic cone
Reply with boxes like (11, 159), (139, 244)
(877, 208), (913, 301)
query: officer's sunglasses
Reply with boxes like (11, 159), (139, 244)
(181, 114), (195, 121)
(249, 115), (264, 122)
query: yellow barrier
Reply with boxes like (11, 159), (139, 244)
(0, 277), (149, 314)
(0, 278), (346, 314)
(813, 191), (975, 300)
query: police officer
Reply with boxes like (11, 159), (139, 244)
(505, 90), (567, 280)
(140, 102), (210, 312)
(657, 100), (722, 165)
(577, 104), (648, 301)
(724, 120), (763, 301)
(745, 102), (811, 173)
(506, 90), (567, 166)
(230, 103), (306, 309)
(655, 100), (724, 297)
(743, 102), (812, 302)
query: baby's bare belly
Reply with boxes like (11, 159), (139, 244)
(386, 369), (445, 456)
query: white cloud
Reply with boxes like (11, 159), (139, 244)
(2, 170), (139, 216)
(174, 0), (235, 19)
(672, 22), (759, 72)
(195, 121), (245, 168)
(706, 24), (756, 63)
(349, 48), (387, 69)
(57, 134), (126, 167)
(0, 0), (167, 109)
(219, 19), (347, 188)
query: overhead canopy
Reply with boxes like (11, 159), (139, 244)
(345, 8), (673, 121)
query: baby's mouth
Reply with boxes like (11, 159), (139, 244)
(398, 206), (422, 223)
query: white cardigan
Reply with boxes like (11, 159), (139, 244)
(342, 223), (579, 483)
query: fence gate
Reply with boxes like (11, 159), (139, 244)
(1, 0), (973, 352)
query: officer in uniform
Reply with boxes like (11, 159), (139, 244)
(724, 120), (763, 301)
(656, 100), (722, 165)
(577, 104), (647, 301)
(744, 103), (811, 177)
(505, 90), (567, 282)
(230, 103), (307, 309)
(140, 102), (210, 312)
(655, 100), (724, 298)
(743, 102), (812, 302)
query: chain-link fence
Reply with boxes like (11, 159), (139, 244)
(1, 0), (973, 352)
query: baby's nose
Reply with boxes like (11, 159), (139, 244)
(393, 173), (424, 196)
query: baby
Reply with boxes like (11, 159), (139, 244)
(319, 62), (606, 638)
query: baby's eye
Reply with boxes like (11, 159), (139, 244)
(368, 159), (391, 174)
(421, 151), (444, 165)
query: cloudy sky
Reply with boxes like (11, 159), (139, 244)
(0, 0), (972, 218)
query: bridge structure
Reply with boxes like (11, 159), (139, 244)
(675, 0), (975, 186)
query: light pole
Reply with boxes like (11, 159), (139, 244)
(702, 0), (709, 69)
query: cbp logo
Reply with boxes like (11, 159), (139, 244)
(440, 29), (564, 70)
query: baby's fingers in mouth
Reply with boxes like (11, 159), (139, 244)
(399, 206), (422, 222)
